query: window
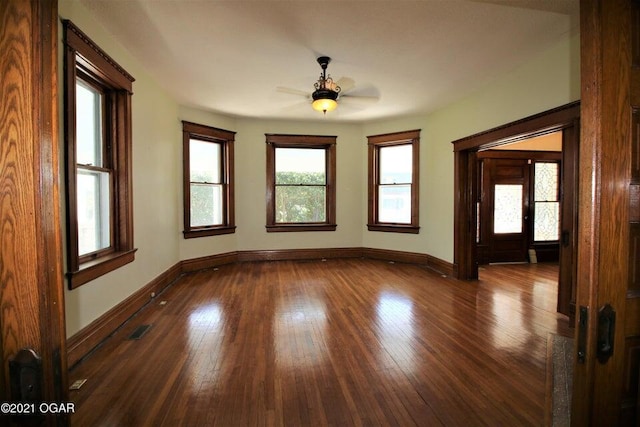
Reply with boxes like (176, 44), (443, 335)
(533, 162), (560, 241)
(367, 130), (420, 233)
(63, 20), (136, 289)
(266, 134), (337, 232)
(182, 121), (236, 238)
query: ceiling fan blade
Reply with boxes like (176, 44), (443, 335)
(281, 100), (311, 112)
(340, 94), (379, 104)
(276, 86), (310, 98)
(335, 77), (355, 93)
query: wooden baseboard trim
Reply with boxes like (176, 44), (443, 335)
(67, 247), (452, 366)
(362, 248), (454, 276)
(237, 247), (363, 262)
(180, 251), (238, 273)
(66, 262), (182, 368)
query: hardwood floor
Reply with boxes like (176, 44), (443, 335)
(69, 259), (571, 426)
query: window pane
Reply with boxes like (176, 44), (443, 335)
(380, 145), (412, 184)
(275, 186), (326, 223)
(534, 163), (558, 201)
(77, 169), (110, 255)
(378, 185), (411, 223)
(494, 184), (522, 234)
(534, 201), (560, 241)
(190, 183), (223, 226)
(190, 139), (221, 183)
(275, 148), (325, 185)
(76, 79), (103, 167)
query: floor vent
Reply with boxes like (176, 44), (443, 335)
(128, 324), (152, 340)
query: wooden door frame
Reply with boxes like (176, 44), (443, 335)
(452, 101), (580, 280)
(1, 0), (68, 424)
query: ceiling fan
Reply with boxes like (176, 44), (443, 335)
(277, 56), (379, 115)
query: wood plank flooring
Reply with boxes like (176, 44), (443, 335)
(69, 259), (572, 426)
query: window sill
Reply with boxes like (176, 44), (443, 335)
(367, 224), (420, 234)
(266, 224), (337, 233)
(68, 248), (137, 289)
(183, 226), (236, 239)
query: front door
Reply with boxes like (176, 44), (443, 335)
(483, 158), (530, 263)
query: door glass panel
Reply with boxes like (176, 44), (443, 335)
(494, 184), (522, 234)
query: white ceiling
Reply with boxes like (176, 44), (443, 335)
(78, 0), (579, 123)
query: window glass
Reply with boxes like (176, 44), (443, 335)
(75, 79), (103, 167)
(379, 145), (412, 184)
(190, 183), (223, 226)
(275, 148), (327, 223)
(275, 148), (325, 184)
(77, 169), (111, 255)
(378, 185), (411, 223)
(190, 139), (221, 183)
(533, 162), (560, 241)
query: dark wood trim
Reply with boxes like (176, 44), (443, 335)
(183, 226), (237, 238)
(266, 224), (337, 232)
(180, 252), (239, 273)
(1, 0), (68, 414)
(62, 20), (134, 92)
(367, 130), (420, 233)
(366, 224), (420, 233)
(265, 134), (337, 231)
(182, 121), (236, 140)
(237, 248), (363, 262)
(476, 150), (562, 160)
(362, 248), (454, 276)
(69, 249), (137, 288)
(367, 129), (421, 145)
(452, 102), (580, 152)
(182, 121), (236, 238)
(67, 247), (452, 365)
(67, 262), (183, 367)
(265, 134), (337, 146)
(63, 19), (136, 289)
(451, 102), (580, 280)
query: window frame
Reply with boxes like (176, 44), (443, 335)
(182, 121), (236, 238)
(367, 129), (420, 233)
(63, 20), (136, 289)
(531, 160), (561, 243)
(265, 134), (337, 232)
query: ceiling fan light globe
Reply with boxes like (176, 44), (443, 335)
(312, 98), (338, 113)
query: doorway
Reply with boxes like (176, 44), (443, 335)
(452, 101), (580, 320)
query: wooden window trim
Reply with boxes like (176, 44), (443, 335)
(63, 20), (136, 289)
(265, 134), (337, 232)
(367, 129), (420, 233)
(182, 121), (236, 238)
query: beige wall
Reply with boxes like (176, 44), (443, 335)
(60, 1), (181, 336)
(362, 31), (580, 263)
(60, 0), (580, 337)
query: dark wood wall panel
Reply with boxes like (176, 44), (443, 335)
(633, 0), (640, 68)
(630, 224), (640, 292)
(632, 109), (640, 183)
